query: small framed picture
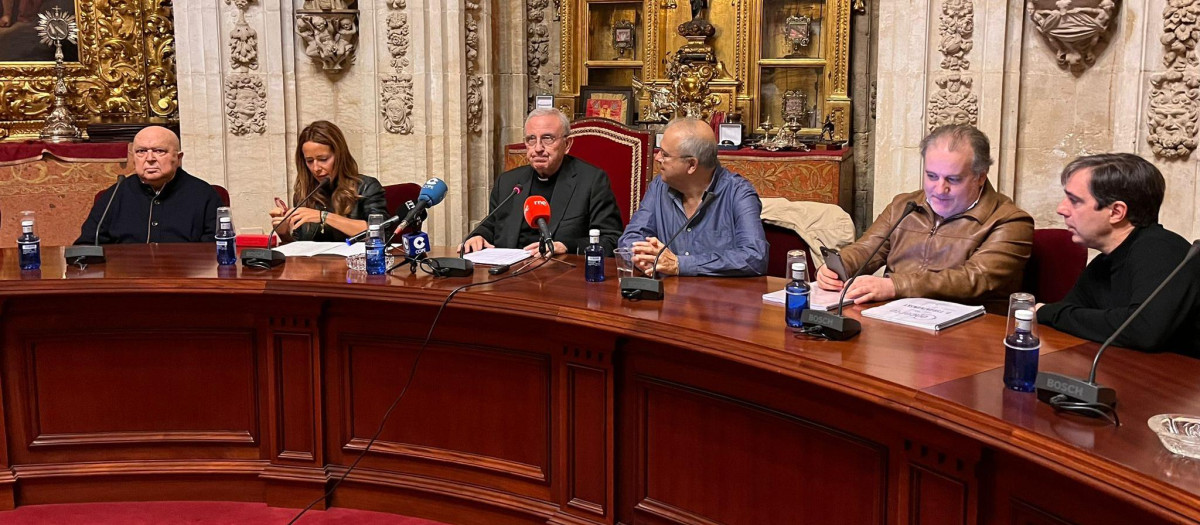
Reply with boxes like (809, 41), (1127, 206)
(718, 123), (744, 147)
(534, 95), (554, 109)
(580, 85), (636, 125)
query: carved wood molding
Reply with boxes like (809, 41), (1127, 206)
(0, 0), (178, 139)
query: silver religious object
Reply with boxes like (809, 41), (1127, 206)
(781, 14), (812, 58)
(612, 20), (635, 60)
(37, 7), (81, 143)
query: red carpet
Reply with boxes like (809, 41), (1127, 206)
(0, 501), (449, 524)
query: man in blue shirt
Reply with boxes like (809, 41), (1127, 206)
(619, 117), (768, 276)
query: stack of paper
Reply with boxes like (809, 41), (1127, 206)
(762, 284), (855, 312)
(860, 298), (985, 331)
(463, 248), (532, 266)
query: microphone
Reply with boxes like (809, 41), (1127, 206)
(801, 201), (919, 340)
(1035, 239), (1200, 417)
(65, 174), (126, 264)
(523, 195), (553, 256)
(456, 185), (521, 254)
(620, 192), (717, 301)
(348, 178), (447, 244)
(420, 185), (524, 278)
(242, 177), (330, 268)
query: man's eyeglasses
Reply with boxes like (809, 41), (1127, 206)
(524, 134), (564, 148)
(658, 148), (694, 161)
(133, 147), (172, 158)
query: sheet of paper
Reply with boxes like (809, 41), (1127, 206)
(761, 284), (853, 311)
(273, 241), (346, 257)
(464, 248), (532, 266)
(860, 298), (985, 331)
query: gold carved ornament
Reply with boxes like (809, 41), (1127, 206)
(0, 0), (178, 140)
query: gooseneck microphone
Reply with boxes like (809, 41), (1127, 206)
(456, 185), (521, 255)
(1035, 239), (1200, 421)
(620, 192), (716, 301)
(801, 201), (919, 340)
(65, 174), (126, 265)
(523, 196), (554, 256)
(242, 177), (330, 268)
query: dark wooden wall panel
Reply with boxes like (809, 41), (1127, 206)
(343, 340), (552, 481)
(909, 465), (967, 525)
(274, 331), (317, 461)
(565, 363), (607, 517)
(636, 380), (886, 525)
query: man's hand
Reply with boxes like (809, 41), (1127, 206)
(631, 237), (679, 276)
(844, 275), (896, 304)
(522, 240), (567, 257)
(460, 235), (493, 254)
(815, 264), (844, 291)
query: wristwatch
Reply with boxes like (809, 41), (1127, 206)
(320, 210), (329, 233)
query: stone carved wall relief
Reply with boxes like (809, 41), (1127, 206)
(1027, 0), (1116, 73)
(224, 0), (258, 71)
(1148, 0), (1200, 159)
(466, 1), (483, 135)
(295, 0), (359, 72)
(927, 0), (978, 130)
(527, 0), (553, 107)
(381, 0), (414, 134)
(225, 75), (267, 136)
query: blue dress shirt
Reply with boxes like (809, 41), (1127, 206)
(619, 166), (768, 276)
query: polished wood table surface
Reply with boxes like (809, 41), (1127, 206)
(0, 244), (1195, 524)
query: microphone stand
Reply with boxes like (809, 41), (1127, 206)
(65, 174), (126, 265)
(800, 201), (919, 340)
(1035, 240), (1200, 424)
(242, 178), (329, 268)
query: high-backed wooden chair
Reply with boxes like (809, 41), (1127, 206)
(383, 182), (422, 235)
(504, 118), (653, 225)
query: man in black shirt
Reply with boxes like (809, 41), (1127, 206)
(1037, 153), (1200, 357)
(460, 108), (622, 256)
(75, 126), (222, 245)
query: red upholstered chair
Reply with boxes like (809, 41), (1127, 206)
(94, 184), (231, 207)
(383, 182), (422, 234)
(504, 118), (653, 225)
(1023, 228), (1087, 303)
(763, 221), (815, 281)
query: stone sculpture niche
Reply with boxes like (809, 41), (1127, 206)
(296, 0), (359, 72)
(1026, 0), (1117, 73)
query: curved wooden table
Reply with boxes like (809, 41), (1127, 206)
(0, 244), (1195, 524)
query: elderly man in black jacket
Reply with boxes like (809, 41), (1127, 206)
(460, 108), (623, 256)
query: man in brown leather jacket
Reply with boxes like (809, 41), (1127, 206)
(816, 124), (1033, 304)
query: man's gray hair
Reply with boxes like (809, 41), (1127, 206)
(666, 117), (718, 169)
(919, 124), (993, 175)
(525, 107), (571, 137)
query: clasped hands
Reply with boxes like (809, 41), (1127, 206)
(815, 264), (897, 304)
(630, 237), (679, 277)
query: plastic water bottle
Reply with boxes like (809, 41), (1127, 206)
(785, 261), (809, 328)
(365, 213), (386, 275)
(216, 207), (237, 265)
(584, 228), (605, 282)
(1003, 309), (1041, 392)
(17, 212), (40, 271)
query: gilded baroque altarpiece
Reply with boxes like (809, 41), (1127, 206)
(0, 0), (177, 140)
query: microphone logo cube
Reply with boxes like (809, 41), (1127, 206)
(404, 231), (430, 258)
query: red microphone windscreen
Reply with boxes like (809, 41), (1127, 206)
(523, 195), (551, 227)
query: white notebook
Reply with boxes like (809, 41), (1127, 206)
(860, 298), (985, 331)
(762, 284), (855, 312)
